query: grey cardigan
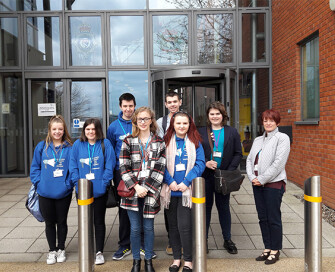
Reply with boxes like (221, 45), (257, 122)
(246, 127), (290, 185)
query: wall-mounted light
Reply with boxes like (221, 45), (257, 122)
(330, 0), (335, 11)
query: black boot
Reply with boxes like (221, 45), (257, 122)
(131, 259), (141, 272)
(144, 259), (155, 272)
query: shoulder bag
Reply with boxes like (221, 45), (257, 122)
(25, 184), (44, 222)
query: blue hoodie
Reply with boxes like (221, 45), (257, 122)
(164, 139), (206, 197)
(107, 111), (132, 170)
(69, 139), (116, 198)
(30, 141), (72, 199)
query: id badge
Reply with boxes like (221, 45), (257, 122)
(176, 163), (186, 171)
(53, 169), (63, 178)
(139, 170), (149, 178)
(254, 164), (258, 171)
(213, 151), (222, 158)
(86, 173), (95, 180)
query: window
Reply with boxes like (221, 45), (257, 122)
(301, 35), (319, 120)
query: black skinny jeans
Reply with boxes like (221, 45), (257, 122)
(93, 193), (108, 253)
(39, 193), (72, 251)
(165, 197), (192, 262)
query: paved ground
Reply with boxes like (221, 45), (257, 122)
(0, 177), (334, 271)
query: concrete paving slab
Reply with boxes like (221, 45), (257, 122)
(0, 217), (24, 227)
(283, 222), (304, 235)
(0, 227), (13, 239)
(0, 238), (35, 253)
(237, 213), (259, 224)
(6, 226), (45, 239)
(243, 223), (262, 235)
(1, 207), (30, 218)
(233, 194), (255, 205)
(281, 212), (304, 223)
(0, 253), (42, 263)
(0, 194), (26, 202)
(231, 204), (257, 214)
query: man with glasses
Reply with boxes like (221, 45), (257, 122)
(156, 91), (182, 255)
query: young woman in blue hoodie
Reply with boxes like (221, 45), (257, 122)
(161, 112), (206, 272)
(30, 115), (73, 265)
(69, 118), (116, 265)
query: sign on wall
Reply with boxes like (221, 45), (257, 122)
(38, 103), (56, 117)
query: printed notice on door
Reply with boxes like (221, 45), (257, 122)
(38, 103), (56, 116)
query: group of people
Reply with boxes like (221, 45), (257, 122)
(30, 91), (290, 271)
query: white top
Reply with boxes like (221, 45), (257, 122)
(156, 115), (171, 138)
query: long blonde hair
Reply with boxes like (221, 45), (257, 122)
(45, 115), (72, 151)
(131, 107), (158, 137)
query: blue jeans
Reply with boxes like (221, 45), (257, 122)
(127, 198), (154, 260)
(205, 173), (231, 240)
(252, 185), (285, 250)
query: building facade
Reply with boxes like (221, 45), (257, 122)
(272, 0), (335, 208)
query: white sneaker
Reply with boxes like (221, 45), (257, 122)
(95, 251), (105, 265)
(56, 249), (66, 263)
(47, 251), (57, 265)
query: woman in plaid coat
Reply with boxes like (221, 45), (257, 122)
(119, 107), (166, 272)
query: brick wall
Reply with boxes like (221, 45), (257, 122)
(272, 0), (335, 208)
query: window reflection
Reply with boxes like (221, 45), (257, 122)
(108, 71), (148, 123)
(0, 18), (18, 66)
(239, 0), (269, 7)
(0, 0), (62, 11)
(69, 16), (102, 66)
(110, 16), (144, 66)
(67, 0), (146, 10)
(153, 15), (188, 65)
(0, 73), (24, 174)
(197, 14), (233, 64)
(27, 17), (61, 66)
(149, 0), (235, 9)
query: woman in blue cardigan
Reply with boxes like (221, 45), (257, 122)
(69, 118), (116, 265)
(198, 102), (242, 255)
(30, 115), (73, 265)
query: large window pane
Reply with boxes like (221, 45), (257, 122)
(153, 15), (188, 65)
(109, 71), (148, 123)
(0, 0), (62, 11)
(197, 14), (233, 64)
(67, 0), (146, 10)
(149, 0), (236, 9)
(69, 16), (102, 66)
(301, 36), (319, 120)
(27, 17), (61, 66)
(241, 13), (266, 62)
(239, 0), (269, 7)
(0, 17), (18, 66)
(0, 73), (24, 175)
(71, 81), (103, 139)
(110, 16), (144, 66)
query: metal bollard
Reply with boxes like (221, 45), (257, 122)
(192, 177), (207, 272)
(304, 176), (322, 272)
(78, 178), (95, 272)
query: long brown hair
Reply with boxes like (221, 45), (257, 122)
(45, 115), (72, 150)
(164, 112), (202, 148)
(131, 107), (158, 137)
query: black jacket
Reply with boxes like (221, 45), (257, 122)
(198, 125), (242, 179)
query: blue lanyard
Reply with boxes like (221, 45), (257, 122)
(118, 119), (128, 136)
(51, 146), (64, 165)
(87, 143), (96, 172)
(139, 136), (151, 164)
(213, 128), (223, 151)
(175, 135), (186, 164)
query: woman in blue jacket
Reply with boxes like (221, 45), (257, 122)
(30, 115), (73, 265)
(69, 118), (116, 265)
(161, 112), (205, 272)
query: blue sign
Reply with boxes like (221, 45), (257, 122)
(73, 119), (80, 128)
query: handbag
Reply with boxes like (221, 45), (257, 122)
(25, 184), (44, 222)
(106, 180), (118, 208)
(214, 169), (245, 195)
(117, 163), (142, 198)
(206, 126), (244, 195)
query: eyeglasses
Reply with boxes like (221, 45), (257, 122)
(137, 117), (151, 123)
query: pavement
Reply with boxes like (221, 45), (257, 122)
(0, 177), (334, 272)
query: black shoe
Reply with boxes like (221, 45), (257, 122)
(144, 259), (155, 272)
(255, 250), (270, 261)
(264, 251), (280, 265)
(169, 264), (181, 272)
(224, 239), (238, 254)
(182, 266), (192, 272)
(131, 259), (141, 272)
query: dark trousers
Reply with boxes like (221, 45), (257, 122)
(205, 173), (231, 240)
(165, 197), (192, 262)
(39, 193), (72, 251)
(114, 169), (131, 248)
(252, 185), (285, 250)
(93, 193), (107, 253)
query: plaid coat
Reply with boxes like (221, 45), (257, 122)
(119, 134), (166, 218)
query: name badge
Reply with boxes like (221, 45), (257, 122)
(213, 151), (222, 158)
(53, 169), (63, 178)
(139, 170), (150, 179)
(176, 163), (186, 171)
(254, 164), (258, 171)
(86, 173), (95, 180)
